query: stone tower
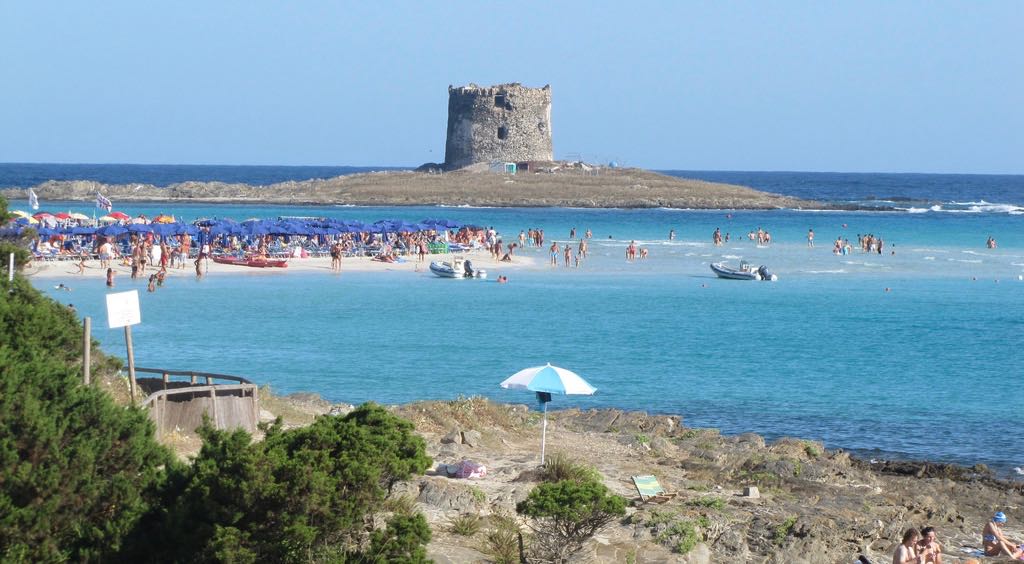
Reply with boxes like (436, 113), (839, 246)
(444, 83), (553, 169)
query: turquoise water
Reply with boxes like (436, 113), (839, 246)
(30, 203), (1024, 476)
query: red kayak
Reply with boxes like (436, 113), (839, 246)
(212, 255), (289, 268)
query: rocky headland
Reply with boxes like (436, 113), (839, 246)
(208, 392), (1023, 563)
(2, 164), (824, 209)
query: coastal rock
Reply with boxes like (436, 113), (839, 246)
(414, 477), (485, 513)
(461, 430), (482, 447)
(440, 430), (461, 444)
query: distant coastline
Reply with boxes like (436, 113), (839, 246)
(1, 166), (831, 210)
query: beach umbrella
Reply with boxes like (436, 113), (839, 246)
(109, 211), (131, 221)
(54, 212), (72, 220)
(499, 363), (597, 464)
(98, 224), (128, 237)
(10, 211), (38, 224)
(33, 212), (53, 220)
(152, 214), (176, 224)
(127, 223), (153, 234)
(71, 226), (96, 235)
(98, 215), (117, 223)
(68, 212), (90, 221)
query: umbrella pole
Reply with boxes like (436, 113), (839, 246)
(540, 400), (548, 466)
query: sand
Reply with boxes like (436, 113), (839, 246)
(24, 250), (538, 280)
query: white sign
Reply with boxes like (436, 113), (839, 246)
(106, 290), (141, 328)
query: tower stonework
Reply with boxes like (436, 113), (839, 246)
(444, 83), (553, 169)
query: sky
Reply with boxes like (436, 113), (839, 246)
(1, 1), (1021, 173)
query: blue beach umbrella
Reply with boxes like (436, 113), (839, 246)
(98, 224), (128, 237)
(500, 363), (597, 464)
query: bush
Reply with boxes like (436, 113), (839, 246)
(540, 451), (602, 484)
(480, 512), (522, 564)
(449, 514), (482, 536)
(0, 275), (174, 562)
(129, 403), (433, 562)
(517, 478), (626, 562)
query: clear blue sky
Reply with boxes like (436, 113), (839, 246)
(1, 1), (1020, 173)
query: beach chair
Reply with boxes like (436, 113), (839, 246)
(632, 475), (678, 504)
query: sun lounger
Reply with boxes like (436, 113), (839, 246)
(632, 475), (678, 504)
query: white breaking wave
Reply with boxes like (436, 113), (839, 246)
(721, 254), (741, 259)
(803, 269), (847, 274)
(904, 207), (930, 214)
(1015, 467), (1023, 475)
(923, 257), (935, 261)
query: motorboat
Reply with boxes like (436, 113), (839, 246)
(429, 258), (487, 279)
(710, 261), (777, 281)
(212, 255), (289, 268)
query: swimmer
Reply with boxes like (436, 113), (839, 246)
(54, 283), (71, 291)
(497, 275), (508, 284)
(105, 268), (114, 288)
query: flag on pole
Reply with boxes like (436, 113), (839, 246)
(96, 192), (113, 212)
(28, 188), (39, 210)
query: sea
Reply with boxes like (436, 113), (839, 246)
(4, 163), (1023, 477)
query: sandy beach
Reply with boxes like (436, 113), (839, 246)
(24, 249), (538, 280)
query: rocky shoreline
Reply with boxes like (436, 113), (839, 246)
(245, 393), (1024, 563)
(2, 165), (833, 210)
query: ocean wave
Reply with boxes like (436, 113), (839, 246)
(803, 269), (847, 274)
(961, 250), (984, 256)
(1015, 467), (1023, 476)
(895, 201), (1024, 214)
(923, 257), (935, 261)
(721, 254), (741, 259)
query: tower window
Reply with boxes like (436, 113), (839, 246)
(497, 126), (508, 140)
(494, 95), (505, 107)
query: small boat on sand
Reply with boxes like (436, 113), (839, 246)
(429, 258), (486, 279)
(212, 255), (289, 268)
(710, 261), (777, 281)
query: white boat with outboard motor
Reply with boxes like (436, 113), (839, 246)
(429, 257), (487, 279)
(710, 261), (777, 281)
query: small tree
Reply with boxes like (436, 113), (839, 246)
(131, 403), (433, 562)
(516, 478), (627, 563)
(0, 276), (173, 562)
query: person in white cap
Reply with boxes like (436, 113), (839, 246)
(982, 511), (1024, 558)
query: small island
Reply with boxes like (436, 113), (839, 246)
(2, 165), (820, 209)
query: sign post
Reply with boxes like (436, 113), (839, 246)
(106, 290), (142, 403)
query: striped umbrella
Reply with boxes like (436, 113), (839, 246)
(500, 363), (597, 464)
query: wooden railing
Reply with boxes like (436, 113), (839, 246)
(136, 367), (259, 439)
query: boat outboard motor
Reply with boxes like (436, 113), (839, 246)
(464, 260), (475, 278)
(757, 265), (777, 281)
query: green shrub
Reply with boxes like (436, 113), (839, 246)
(645, 508), (678, 526)
(129, 403), (433, 562)
(481, 512), (521, 564)
(517, 478), (626, 562)
(774, 516), (798, 545)
(540, 451), (602, 484)
(449, 514), (482, 536)
(0, 274), (175, 562)
(803, 441), (821, 458)
(663, 520), (698, 554)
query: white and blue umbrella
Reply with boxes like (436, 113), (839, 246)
(500, 363), (597, 464)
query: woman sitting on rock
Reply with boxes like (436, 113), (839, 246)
(983, 511), (1024, 559)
